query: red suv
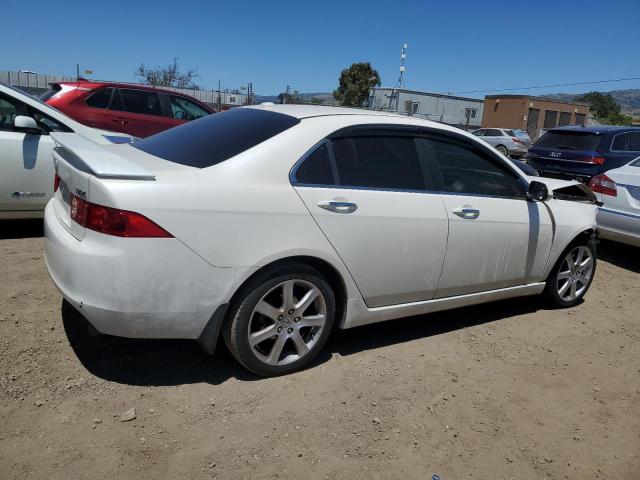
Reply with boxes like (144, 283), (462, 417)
(42, 81), (214, 138)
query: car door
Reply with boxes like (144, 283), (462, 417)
(482, 128), (502, 148)
(0, 93), (57, 215)
(82, 87), (117, 131)
(418, 132), (553, 298)
(108, 88), (170, 137)
(292, 127), (449, 308)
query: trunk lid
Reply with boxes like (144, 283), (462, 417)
(50, 132), (156, 240)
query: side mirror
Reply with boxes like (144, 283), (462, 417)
(14, 115), (41, 134)
(527, 180), (549, 202)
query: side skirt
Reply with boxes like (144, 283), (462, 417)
(342, 283), (546, 329)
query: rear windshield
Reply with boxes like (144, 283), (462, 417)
(133, 108), (300, 168)
(535, 131), (602, 151)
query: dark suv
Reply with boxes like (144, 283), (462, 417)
(526, 126), (640, 182)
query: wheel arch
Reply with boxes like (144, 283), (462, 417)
(542, 227), (596, 281)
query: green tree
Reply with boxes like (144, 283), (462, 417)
(574, 91), (631, 125)
(135, 58), (200, 89)
(333, 62), (380, 107)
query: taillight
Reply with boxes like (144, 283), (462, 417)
(589, 174), (617, 197)
(511, 137), (524, 144)
(54, 173), (61, 192)
(69, 194), (172, 237)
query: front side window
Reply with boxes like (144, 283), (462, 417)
(119, 89), (162, 116)
(331, 135), (424, 190)
(473, 130), (485, 137)
(0, 94), (25, 131)
(168, 95), (209, 121)
(426, 136), (524, 198)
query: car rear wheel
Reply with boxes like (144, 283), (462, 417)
(223, 264), (335, 376)
(496, 145), (509, 156)
(544, 238), (596, 307)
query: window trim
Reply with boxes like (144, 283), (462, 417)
(610, 131), (640, 153)
(290, 124), (528, 199)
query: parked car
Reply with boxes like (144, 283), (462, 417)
(527, 126), (640, 183)
(42, 81), (213, 138)
(472, 128), (531, 158)
(589, 157), (640, 247)
(0, 82), (134, 220)
(45, 105), (599, 376)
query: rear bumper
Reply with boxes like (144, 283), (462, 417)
(43, 201), (237, 339)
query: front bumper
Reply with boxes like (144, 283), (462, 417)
(43, 201), (237, 339)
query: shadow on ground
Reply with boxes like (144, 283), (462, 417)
(62, 294), (544, 387)
(597, 239), (640, 273)
(0, 219), (44, 239)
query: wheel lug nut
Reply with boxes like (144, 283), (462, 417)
(288, 309), (294, 315)
(278, 315), (283, 320)
(287, 327), (293, 334)
(294, 317), (300, 323)
(277, 326), (283, 333)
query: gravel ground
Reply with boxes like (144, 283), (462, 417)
(1, 220), (639, 480)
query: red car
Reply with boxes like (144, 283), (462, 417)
(42, 81), (214, 138)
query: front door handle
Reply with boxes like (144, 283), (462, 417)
(453, 207), (480, 219)
(317, 200), (358, 214)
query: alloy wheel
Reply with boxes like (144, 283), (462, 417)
(556, 245), (594, 302)
(247, 279), (327, 366)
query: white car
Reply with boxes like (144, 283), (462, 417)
(0, 82), (134, 220)
(44, 105), (599, 376)
(589, 158), (640, 246)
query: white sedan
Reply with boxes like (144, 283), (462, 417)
(44, 105), (599, 376)
(589, 158), (640, 246)
(0, 82), (134, 220)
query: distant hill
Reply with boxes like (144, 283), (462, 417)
(545, 89), (640, 117)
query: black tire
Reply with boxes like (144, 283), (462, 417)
(544, 237), (597, 308)
(223, 263), (336, 377)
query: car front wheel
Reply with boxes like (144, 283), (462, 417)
(545, 239), (597, 307)
(223, 264), (336, 376)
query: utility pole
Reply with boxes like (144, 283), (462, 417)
(76, 64), (80, 81)
(217, 79), (221, 112)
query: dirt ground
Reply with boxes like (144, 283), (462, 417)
(0, 220), (639, 480)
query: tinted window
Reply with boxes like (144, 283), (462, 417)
(535, 131), (602, 151)
(613, 132), (640, 151)
(109, 89), (124, 111)
(473, 130), (485, 137)
(86, 88), (113, 109)
(331, 136), (424, 190)
(427, 137), (524, 198)
(119, 89), (162, 116)
(0, 94), (25, 131)
(295, 142), (334, 185)
(133, 108), (300, 168)
(486, 129), (502, 136)
(168, 95), (209, 120)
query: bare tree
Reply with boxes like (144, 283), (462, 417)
(135, 58), (200, 89)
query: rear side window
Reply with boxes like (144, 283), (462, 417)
(331, 136), (424, 190)
(133, 108), (300, 168)
(119, 89), (162, 116)
(86, 88), (113, 109)
(612, 132), (640, 152)
(295, 142), (334, 185)
(535, 131), (602, 150)
(426, 137), (524, 198)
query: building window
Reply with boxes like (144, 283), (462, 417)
(465, 108), (478, 120)
(404, 101), (419, 114)
(229, 96), (236, 103)
(574, 113), (586, 126)
(558, 112), (572, 126)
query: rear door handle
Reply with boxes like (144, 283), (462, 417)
(453, 207), (480, 219)
(317, 200), (358, 214)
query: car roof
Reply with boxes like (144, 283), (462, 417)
(58, 80), (200, 96)
(551, 125), (640, 134)
(245, 103), (408, 120)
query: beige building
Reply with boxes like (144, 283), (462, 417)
(482, 95), (590, 138)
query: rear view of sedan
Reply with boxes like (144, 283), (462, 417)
(589, 157), (640, 246)
(45, 105), (599, 376)
(472, 128), (531, 158)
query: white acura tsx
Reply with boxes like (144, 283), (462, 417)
(44, 105), (600, 376)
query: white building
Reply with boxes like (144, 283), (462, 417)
(368, 87), (484, 130)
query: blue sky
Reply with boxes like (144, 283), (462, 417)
(3, 0), (639, 97)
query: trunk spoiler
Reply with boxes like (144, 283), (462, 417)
(51, 132), (155, 181)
